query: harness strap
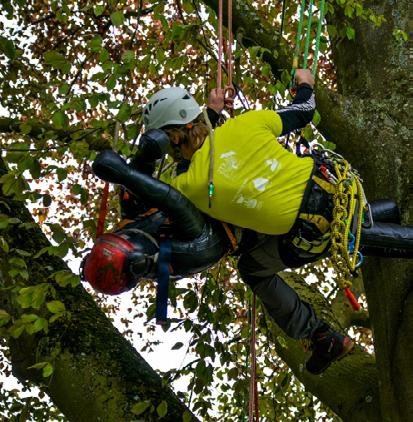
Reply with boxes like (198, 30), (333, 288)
(156, 239), (172, 324)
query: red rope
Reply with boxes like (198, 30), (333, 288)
(96, 182), (110, 237)
(217, 0), (235, 116)
(249, 293), (259, 422)
(217, 0), (223, 90)
(344, 287), (361, 311)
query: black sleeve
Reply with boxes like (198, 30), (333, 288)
(207, 107), (220, 128)
(121, 142), (158, 219)
(277, 84), (315, 136)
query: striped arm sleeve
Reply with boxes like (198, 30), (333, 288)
(277, 84), (315, 136)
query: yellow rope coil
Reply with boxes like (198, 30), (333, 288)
(329, 158), (365, 289)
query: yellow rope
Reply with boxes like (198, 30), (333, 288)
(328, 157), (365, 289)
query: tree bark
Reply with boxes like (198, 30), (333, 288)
(0, 160), (198, 422)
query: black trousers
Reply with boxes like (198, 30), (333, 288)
(238, 231), (323, 339)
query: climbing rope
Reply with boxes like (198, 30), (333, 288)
(248, 293), (259, 422)
(215, 2), (259, 418)
(291, 0), (325, 80)
(209, 0), (236, 208)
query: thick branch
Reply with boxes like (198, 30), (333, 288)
(0, 159), (198, 422)
(269, 271), (380, 422)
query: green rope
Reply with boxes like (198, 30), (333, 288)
(312, 0), (325, 76)
(292, 0), (325, 81)
(303, 0), (314, 69)
(291, 0), (306, 80)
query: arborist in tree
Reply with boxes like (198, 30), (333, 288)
(86, 69), (413, 375)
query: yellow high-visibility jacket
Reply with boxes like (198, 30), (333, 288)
(171, 110), (314, 235)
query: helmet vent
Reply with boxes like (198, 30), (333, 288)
(182, 94), (191, 99)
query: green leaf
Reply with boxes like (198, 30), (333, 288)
(14, 248), (31, 257)
(126, 124), (138, 141)
(47, 223), (66, 243)
(0, 36), (16, 59)
(42, 362), (54, 378)
(46, 300), (66, 314)
(303, 126), (313, 140)
(59, 83), (70, 95)
(69, 140), (89, 159)
(88, 35), (102, 52)
(9, 325), (25, 339)
(0, 214), (21, 229)
(156, 401), (168, 418)
(28, 317), (48, 334)
(344, 4), (354, 18)
(171, 342), (184, 350)
(0, 173), (27, 197)
(0, 237), (9, 253)
(72, 184), (82, 195)
(327, 25), (337, 39)
(9, 256), (27, 269)
(54, 270), (80, 288)
(346, 26), (356, 40)
(98, 48), (110, 63)
(29, 158), (41, 179)
(28, 361), (48, 370)
(182, 410), (192, 422)
(227, 367), (239, 379)
(121, 50), (135, 63)
(94, 5), (105, 16)
(276, 335), (288, 349)
(18, 284), (51, 309)
(110, 11), (124, 26)
(183, 291), (198, 313)
(131, 400), (151, 416)
(19, 122), (32, 134)
(52, 111), (69, 129)
(312, 110), (321, 126)
(43, 194), (52, 208)
(44, 50), (71, 73)
(116, 104), (132, 123)
(107, 74), (117, 90)
(56, 168), (67, 182)
(0, 309), (11, 327)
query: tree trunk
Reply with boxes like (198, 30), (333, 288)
(202, 1), (411, 420)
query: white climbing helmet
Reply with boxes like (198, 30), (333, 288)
(143, 87), (202, 130)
